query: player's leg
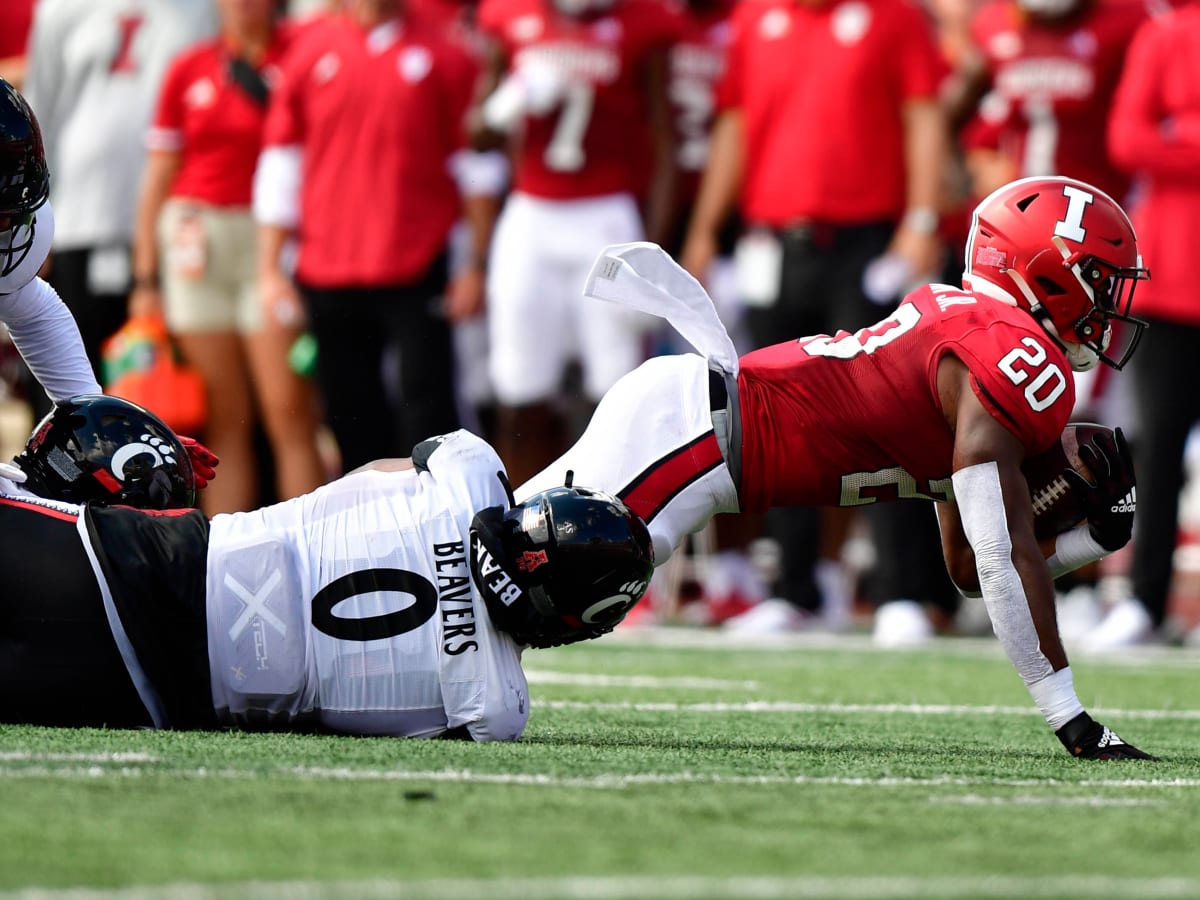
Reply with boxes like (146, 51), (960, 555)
(576, 193), (656, 403)
(302, 285), (391, 473)
(382, 257), (460, 455)
(1093, 320), (1200, 646)
(517, 353), (737, 565)
(487, 194), (573, 486)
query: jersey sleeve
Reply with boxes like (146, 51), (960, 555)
(953, 322), (1074, 455)
(146, 51), (191, 153)
(714, 2), (754, 112)
(891, 0), (948, 100)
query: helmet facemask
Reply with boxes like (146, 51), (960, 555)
(1016, 239), (1149, 372)
(0, 212), (39, 278)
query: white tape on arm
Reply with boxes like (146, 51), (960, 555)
(952, 461), (1055, 688)
(1045, 525), (1108, 579)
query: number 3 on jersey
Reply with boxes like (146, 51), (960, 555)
(997, 336), (1067, 412)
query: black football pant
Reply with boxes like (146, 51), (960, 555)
(301, 258), (460, 473)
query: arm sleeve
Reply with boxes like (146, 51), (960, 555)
(952, 461), (1055, 688)
(1, 277), (102, 401)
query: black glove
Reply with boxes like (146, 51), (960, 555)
(1062, 427), (1136, 552)
(1055, 711), (1157, 760)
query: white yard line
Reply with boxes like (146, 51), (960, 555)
(4, 875), (1200, 900)
(0, 762), (1196, 790)
(525, 670), (761, 690)
(537, 698), (1200, 720)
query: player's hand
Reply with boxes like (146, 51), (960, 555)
(179, 435), (219, 491)
(1062, 427), (1135, 552)
(1055, 711), (1157, 760)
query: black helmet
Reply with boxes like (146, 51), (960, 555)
(15, 394), (196, 509)
(470, 478), (654, 648)
(0, 78), (51, 278)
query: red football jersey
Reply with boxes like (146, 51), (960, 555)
(669, 0), (734, 201)
(149, 27), (296, 207)
(969, 0), (1149, 201)
(717, 0), (946, 225)
(736, 283), (1075, 512)
(262, 15), (478, 287)
(476, 0), (682, 199)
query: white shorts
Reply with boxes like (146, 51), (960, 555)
(486, 191), (654, 405)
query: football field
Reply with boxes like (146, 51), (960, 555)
(2, 627), (1198, 899)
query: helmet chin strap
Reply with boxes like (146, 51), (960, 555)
(1043, 319), (1100, 372)
(1002, 268), (1100, 372)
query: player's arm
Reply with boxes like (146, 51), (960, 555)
(937, 355), (1154, 760)
(0, 277), (101, 401)
(940, 425), (1136, 592)
(467, 40), (519, 151)
(639, 46), (679, 249)
(346, 458), (415, 475)
(129, 149), (181, 317)
(680, 108), (743, 283)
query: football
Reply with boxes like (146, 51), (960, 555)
(1022, 422), (1110, 540)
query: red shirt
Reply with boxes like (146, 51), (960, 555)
(149, 27), (297, 208)
(669, 0), (734, 202)
(262, 15), (478, 287)
(736, 283), (1074, 512)
(476, 0), (682, 199)
(1107, 4), (1200, 324)
(718, 0), (945, 226)
(970, 0), (1149, 202)
(0, 0), (35, 58)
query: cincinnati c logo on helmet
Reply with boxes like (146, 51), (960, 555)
(110, 433), (178, 482)
(580, 578), (650, 625)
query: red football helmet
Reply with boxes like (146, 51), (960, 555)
(963, 176), (1149, 372)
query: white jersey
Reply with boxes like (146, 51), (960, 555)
(204, 430), (530, 741)
(22, 0), (218, 248)
(0, 202), (103, 401)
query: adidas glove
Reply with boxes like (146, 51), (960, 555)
(1063, 427), (1136, 552)
(1055, 711), (1157, 760)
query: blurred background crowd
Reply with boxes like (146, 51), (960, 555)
(2, 0), (1198, 648)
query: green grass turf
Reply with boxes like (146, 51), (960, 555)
(1, 630), (1197, 898)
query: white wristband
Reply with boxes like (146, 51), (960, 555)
(1028, 666), (1085, 731)
(1045, 525), (1107, 579)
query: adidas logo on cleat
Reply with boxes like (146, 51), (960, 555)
(1097, 727), (1126, 748)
